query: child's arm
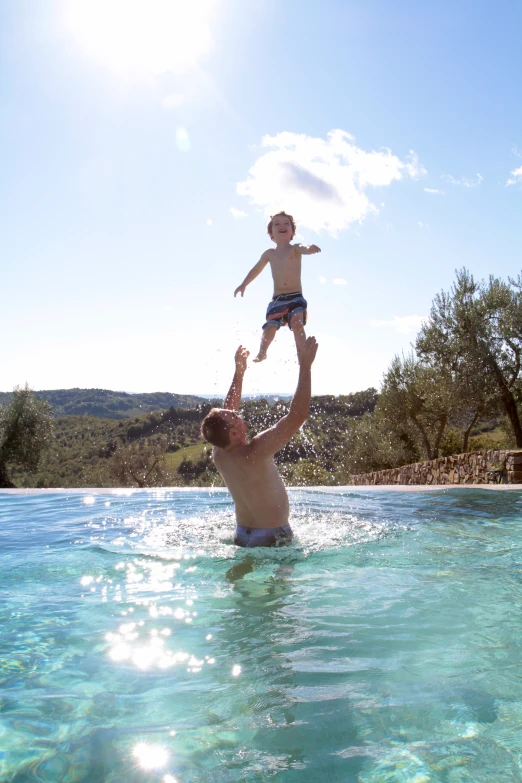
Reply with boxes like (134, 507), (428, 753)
(234, 252), (269, 297)
(294, 243), (321, 256)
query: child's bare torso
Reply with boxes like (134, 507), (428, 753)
(266, 245), (302, 296)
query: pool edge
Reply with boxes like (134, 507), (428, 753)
(1, 485), (522, 495)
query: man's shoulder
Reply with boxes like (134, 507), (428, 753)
(213, 443), (253, 459)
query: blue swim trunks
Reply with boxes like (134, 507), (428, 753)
(263, 291), (307, 330)
(234, 524), (293, 548)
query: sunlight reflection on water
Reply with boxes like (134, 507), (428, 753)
(133, 740), (169, 770)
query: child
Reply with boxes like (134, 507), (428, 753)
(234, 211), (321, 362)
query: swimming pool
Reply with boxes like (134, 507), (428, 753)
(1, 487), (522, 782)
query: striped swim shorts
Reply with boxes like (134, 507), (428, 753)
(263, 291), (308, 330)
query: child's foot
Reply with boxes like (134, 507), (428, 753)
(253, 351), (267, 363)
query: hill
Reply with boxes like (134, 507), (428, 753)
(0, 389), (294, 419)
(0, 388), (208, 419)
(8, 389), (381, 488)
(5, 385), (512, 490)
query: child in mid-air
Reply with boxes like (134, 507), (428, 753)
(234, 211), (321, 362)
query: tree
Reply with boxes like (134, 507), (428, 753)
(0, 385), (53, 488)
(177, 450), (216, 485)
(444, 357), (499, 452)
(341, 411), (419, 476)
(416, 269), (522, 446)
(379, 353), (458, 460)
(109, 440), (166, 487)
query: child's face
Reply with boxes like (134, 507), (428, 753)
(271, 215), (294, 243)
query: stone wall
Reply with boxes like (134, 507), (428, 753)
(349, 449), (522, 485)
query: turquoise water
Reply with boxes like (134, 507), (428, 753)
(2, 489), (522, 782)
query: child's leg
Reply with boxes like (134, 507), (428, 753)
(254, 325), (278, 363)
(290, 312), (307, 356)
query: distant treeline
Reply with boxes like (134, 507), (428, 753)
(6, 389), (379, 488)
(0, 388), (208, 419)
(1, 381), (512, 489)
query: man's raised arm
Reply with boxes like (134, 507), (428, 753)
(251, 337), (318, 456)
(223, 346), (249, 411)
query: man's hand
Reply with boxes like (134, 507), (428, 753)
(234, 284), (246, 297)
(298, 336), (318, 368)
(235, 345), (249, 374)
(308, 244), (321, 254)
(224, 346), (249, 411)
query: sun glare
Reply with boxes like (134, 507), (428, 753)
(65, 0), (218, 80)
(133, 742), (169, 770)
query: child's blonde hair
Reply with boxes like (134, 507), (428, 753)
(267, 211), (296, 239)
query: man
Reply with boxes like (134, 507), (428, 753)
(200, 337), (318, 547)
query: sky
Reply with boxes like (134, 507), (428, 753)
(1, 0), (521, 397)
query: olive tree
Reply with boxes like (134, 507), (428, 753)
(416, 269), (522, 446)
(378, 353), (458, 461)
(340, 411), (419, 477)
(109, 439), (166, 488)
(0, 385), (53, 487)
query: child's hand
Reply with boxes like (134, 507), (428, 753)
(297, 243), (321, 255)
(234, 285), (246, 297)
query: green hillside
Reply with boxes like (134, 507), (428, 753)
(5, 386), (511, 490)
(0, 388), (208, 419)
(8, 389), (380, 488)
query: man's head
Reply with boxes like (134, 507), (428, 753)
(267, 211), (296, 243)
(200, 408), (248, 448)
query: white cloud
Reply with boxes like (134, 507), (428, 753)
(206, 218), (213, 226)
(424, 187), (444, 194)
(333, 278), (347, 285)
(319, 276), (327, 284)
(506, 165), (522, 186)
(230, 207), (248, 219)
(443, 173), (483, 188)
(370, 315), (427, 335)
(417, 221), (427, 229)
(236, 129), (426, 235)
(162, 92), (185, 109)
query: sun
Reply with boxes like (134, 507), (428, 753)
(65, 0), (218, 80)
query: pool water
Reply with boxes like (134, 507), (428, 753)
(2, 488), (522, 782)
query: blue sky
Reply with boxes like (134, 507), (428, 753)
(2, 0), (521, 396)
